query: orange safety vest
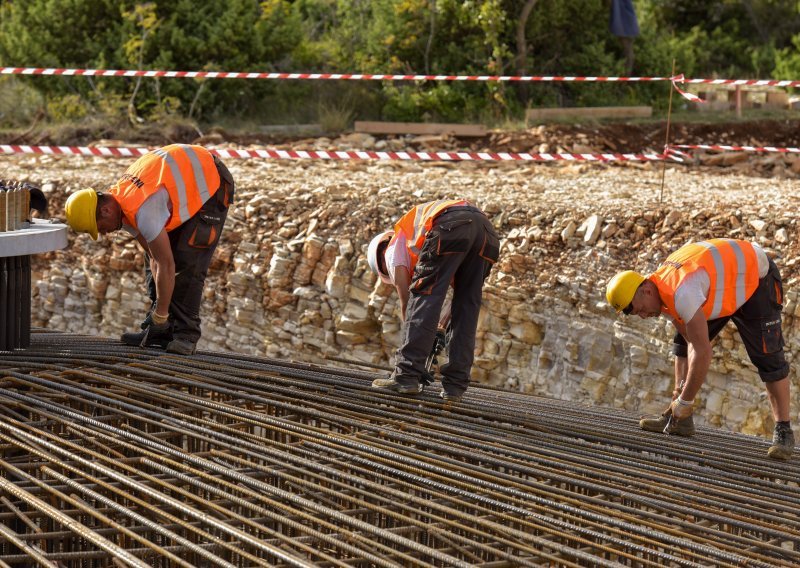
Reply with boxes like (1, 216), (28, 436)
(391, 199), (469, 270)
(110, 144), (220, 233)
(650, 238), (760, 324)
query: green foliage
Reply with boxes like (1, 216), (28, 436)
(0, 0), (796, 127)
(0, 78), (44, 127)
(318, 99), (355, 133)
(46, 94), (91, 121)
(774, 33), (800, 80)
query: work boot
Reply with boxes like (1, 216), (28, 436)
(440, 389), (463, 403)
(121, 323), (172, 349)
(768, 425), (795, 460)
(640, 408), (695, 436)
(166, 338), (197, 355)
(371, 376), (423, 395)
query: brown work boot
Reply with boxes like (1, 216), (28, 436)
(768, 425), (794, 460)
(440, 389), (463, 403)
(640, 408), (695, 436)
(121, 324), (172, 349)
(371, 376), (423, 395)
(166, 338), (197, 355)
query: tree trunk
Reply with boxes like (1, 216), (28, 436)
(424, 0), (436, 75)
(515, 0), (539, 76)
(514, 0), (539, 106)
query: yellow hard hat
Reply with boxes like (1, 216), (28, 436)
(64, 188), (99, 240)
(606, 270), (646, 313)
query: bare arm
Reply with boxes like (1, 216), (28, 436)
(392, 267), (411, 321)
(143, 230), (175, 318)
(671, 319), (688, 398)
(680, 309), (711, 401)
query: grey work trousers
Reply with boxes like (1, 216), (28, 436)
(392, 207), (499, 395)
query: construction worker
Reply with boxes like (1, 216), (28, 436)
(367, 199), (499, 402)
(64, 144), (234, 355)
(606, 238), (794, 460)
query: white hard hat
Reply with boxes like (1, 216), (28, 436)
(367, 230), (394, 284)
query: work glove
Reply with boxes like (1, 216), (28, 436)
(669, 397), (694, 420)
(139, 321), (171, 348)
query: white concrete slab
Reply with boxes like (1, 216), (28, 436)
(0, 219), (68, 257)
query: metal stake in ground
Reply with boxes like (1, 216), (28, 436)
(659, 59), (677, 204)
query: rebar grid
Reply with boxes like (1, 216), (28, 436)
(0, 331), (797, 567)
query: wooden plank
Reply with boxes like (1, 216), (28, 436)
(766, 91), (789, 108)
(354, 121), (487, 136)
(526, 106), (652, 121)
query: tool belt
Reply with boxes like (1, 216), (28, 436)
(436, 205), (483, 218)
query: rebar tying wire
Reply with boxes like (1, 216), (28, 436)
(0, 331), (797, 567)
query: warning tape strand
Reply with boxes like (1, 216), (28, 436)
(3, 66), (798, 88)
(0, 67), (672, 82)
(0, 144), (674, 163)
(4, 143), (796, 161)
(671, 143), (800, 154)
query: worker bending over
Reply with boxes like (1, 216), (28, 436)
(368, 199), (499, 402)
(65, 144), (234, 355)
(607, 238), (793, 460)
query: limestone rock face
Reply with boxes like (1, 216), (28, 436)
(7, 152), (800, 439)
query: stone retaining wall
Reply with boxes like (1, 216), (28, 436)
(28, 161), (800, 439)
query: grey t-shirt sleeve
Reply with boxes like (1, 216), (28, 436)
(135, 188), (172, 243)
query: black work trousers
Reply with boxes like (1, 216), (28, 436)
(145, 156), (234, 343)
(671, 258), (788, 382)
(393, 207), (499, 395)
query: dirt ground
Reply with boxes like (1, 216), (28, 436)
(5, 118), (800, 155)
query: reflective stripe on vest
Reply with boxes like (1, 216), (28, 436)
(651, 238), (759, 323)
(392, 199), (469, 269)
(111, 144), (220, 233)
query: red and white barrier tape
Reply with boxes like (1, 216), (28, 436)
(683, 78), (800, 87)
(0, 144), (674, 163)
(669, 74), (703, 103)
(3, 66), (798, 86)
(0, 66), (675, 82)
(671, 143), (800, 154)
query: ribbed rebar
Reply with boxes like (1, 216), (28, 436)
(0, 330), (797, 567)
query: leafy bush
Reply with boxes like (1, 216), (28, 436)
(0, 77), (44, 128)
(0, 0), (796, 128)
(774, 34), (800, 81)
(46, 94), (91, 122)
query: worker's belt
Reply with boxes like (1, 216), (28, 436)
(436, 205), (482, 218)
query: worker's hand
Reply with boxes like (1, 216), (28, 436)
(671, 387), (682, 401)
(669, 397), (694, 420)
(145, 321), (170, 333)
(139, 320), (170, 348)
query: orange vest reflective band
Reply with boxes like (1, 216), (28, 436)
(392, 199), (469, 269)
(110, 144), (220, 233)
(650, 238), (760, 323)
